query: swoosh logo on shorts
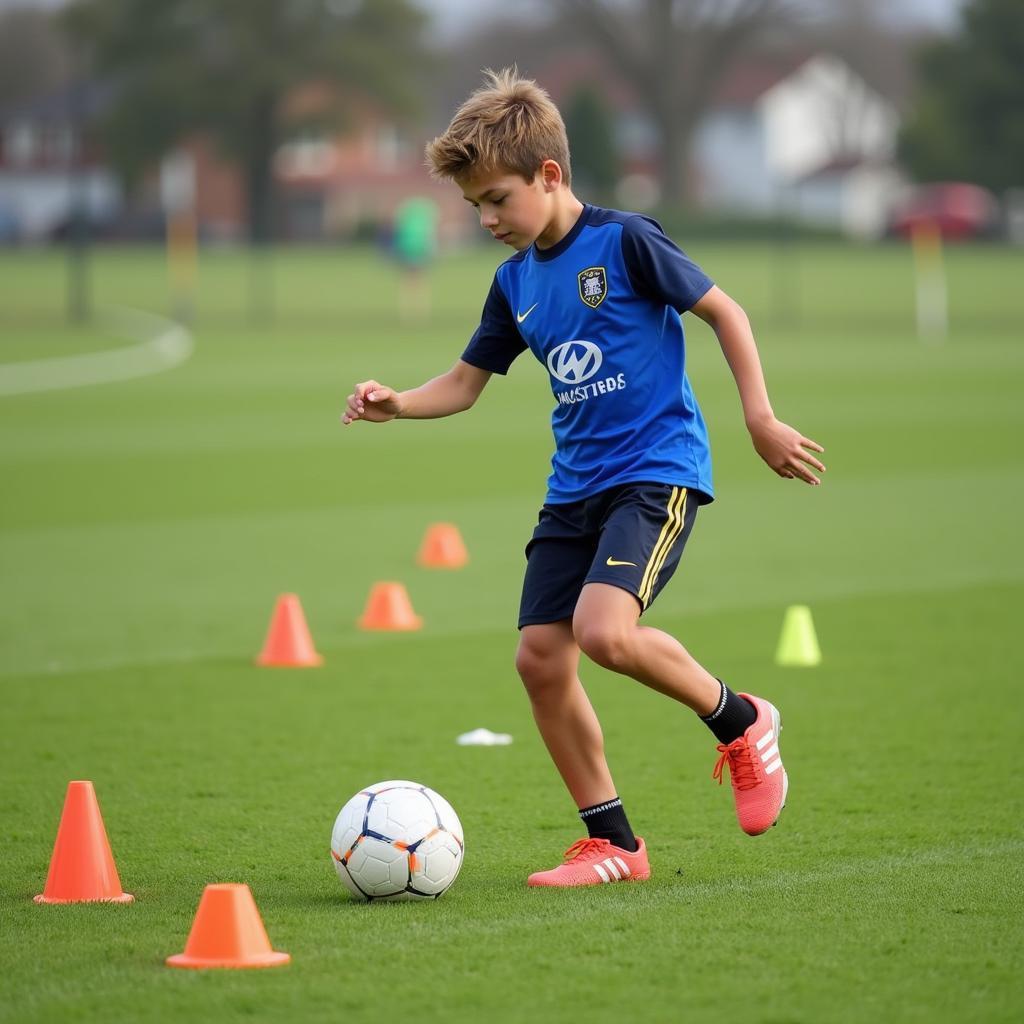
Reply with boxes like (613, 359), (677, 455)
(606, 557), (637, 567)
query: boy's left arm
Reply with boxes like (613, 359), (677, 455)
(691, 286), (825, 486)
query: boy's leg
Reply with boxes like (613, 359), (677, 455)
(515, 621), (616, 810)
(574, 588), (787, 835)
(516, 622), (650, 885)
(572, 583), (721, 712)
(516, 498), (652, 883)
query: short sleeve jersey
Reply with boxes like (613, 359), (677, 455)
(462, 205), (715, 505)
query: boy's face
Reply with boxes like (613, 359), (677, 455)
(458, 163), (559, 251)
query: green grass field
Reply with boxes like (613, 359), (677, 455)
(1, 241), (1022, 1023)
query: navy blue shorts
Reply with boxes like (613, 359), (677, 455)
(518, 483), (699, 629)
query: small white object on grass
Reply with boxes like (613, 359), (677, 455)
(456, 728), (513, 746)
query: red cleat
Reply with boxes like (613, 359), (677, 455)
(527, 836), (651, 887)
(713, 693), (788, 836)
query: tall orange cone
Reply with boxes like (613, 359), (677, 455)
(357, 581), (423, 631)
(417, 522), (469, 569)
(256, 593), (323, 667)
(35, 780), (133, 904)
(166, 883), (290, 969)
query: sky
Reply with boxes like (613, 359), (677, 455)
(0, 0), (968, 31)
(415, 0), (968, 41)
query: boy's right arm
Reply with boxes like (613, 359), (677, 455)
(341, 359), (492, 425)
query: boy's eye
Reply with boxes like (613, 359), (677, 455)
(493, 196), (506, 205)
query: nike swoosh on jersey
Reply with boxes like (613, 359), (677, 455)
(606, 557), (638, 567)
(516, 303), (538, 323)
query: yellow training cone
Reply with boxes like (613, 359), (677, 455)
(775, 605), (821, 667)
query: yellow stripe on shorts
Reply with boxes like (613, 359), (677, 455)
(638, 487), (687, 608)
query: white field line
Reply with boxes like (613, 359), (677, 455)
(0, 308), (194, 396)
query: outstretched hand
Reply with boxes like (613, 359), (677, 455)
(749, 416), (826, 485)
(341, 380), (402, 425)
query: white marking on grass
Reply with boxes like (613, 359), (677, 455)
(0, 308), (194, 396)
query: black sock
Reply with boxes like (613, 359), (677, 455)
(701, 680), (758, 745)
(579, 797), (638, 852)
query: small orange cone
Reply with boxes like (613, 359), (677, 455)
(35, 780), (133, 904)
(166, 883), (290, 969)
(357, 581), (423, 631)
(256, 593), (323, 667)
(417, 522), (469, 569)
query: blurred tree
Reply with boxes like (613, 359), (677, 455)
(0, 7), (73, 107)
(563, 85), (620, 202)
(559, 0), (796, 205)
(66, 0), (428, 242)
(802, 0), (915, 105)
(900, 0), (1024, 191)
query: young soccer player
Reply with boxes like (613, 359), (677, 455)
(342, 69), (825, 887)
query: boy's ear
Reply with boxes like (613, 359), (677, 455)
(539, 159), (563, 192)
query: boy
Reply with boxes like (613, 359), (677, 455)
(342, 69), (825, 887)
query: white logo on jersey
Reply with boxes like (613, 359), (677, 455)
(547, 340), (603, 384)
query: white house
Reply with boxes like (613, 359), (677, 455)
(0, 82), (121, 242)
(694, 54), (903, 237)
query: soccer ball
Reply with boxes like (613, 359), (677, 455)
(330, 780), (464, 901)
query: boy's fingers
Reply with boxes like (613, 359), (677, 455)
(778, 455), (820, 485)
(802, 438), (825, 453)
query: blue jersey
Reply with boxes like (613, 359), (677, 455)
(462, 204), (716, 505)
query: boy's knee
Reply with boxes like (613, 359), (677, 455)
(514, 642), (542, 684)
(515, 638), (557, 691)
(515, 631), (572, 703)
(573, 619), (632, 673)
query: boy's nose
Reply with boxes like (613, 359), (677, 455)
(480, 210), (499, 229)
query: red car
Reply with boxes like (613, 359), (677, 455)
(889, 182), (999, 240)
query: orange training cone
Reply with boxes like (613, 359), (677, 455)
(417, 522), (469, 569)
(35, 780), (133, 904)
(358, 581), (423, 631)
(166, 883), (290, 969)
(256, 593), (323, 667)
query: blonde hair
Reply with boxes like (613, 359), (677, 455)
(425, 67), (572, 185)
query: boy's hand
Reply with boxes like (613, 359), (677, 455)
(342, 380), (402, 425)
(748, 416), (826, 485)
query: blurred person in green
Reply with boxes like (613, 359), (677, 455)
(392, 195), (439, 323)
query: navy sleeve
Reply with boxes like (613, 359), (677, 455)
(620, 215), (714, 313)
(460, 274), (527, 375)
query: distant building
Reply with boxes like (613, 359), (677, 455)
(694, 53), (903, 237)
(0, 81), (120, 242)
(536, 48), (904, 238)
(0, 77), (470, 245)
(273, 99), (470, 244)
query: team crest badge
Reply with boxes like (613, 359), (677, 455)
(578, 266), (607, 309)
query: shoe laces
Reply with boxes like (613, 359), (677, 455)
(562, 837), (611, 862)
(713, 737), (760, 791)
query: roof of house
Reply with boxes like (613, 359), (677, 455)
(0, 78), (116, 124)
(711, 52), (815, 106)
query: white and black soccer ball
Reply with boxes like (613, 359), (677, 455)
(330, 780), (464, 901)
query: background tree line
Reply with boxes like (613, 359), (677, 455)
(0, 0), (1020, 240)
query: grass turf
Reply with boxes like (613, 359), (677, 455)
(1, 242), (1022, 1023)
